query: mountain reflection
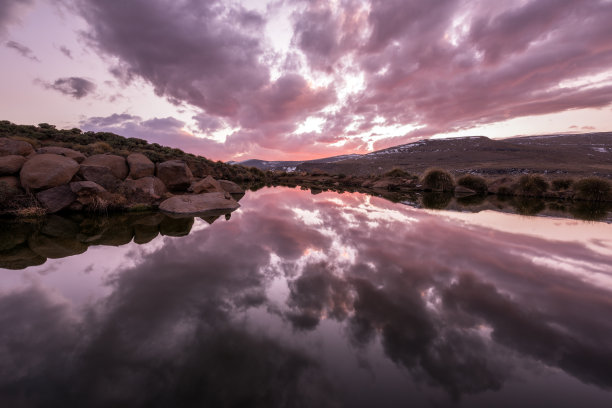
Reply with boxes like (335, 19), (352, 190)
(1, 188), (611, 407)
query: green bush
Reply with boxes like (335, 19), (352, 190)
(457, 175), (488, 194)
(551, 178), (573, 191)
(384, 168), (410, 178)
(515, 175), (548, 197)
(422, 169), (454, 191)
(573, 178), (611, 201)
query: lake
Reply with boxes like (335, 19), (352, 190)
(1, 187), (611, 407)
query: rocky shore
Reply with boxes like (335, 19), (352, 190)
(0, 137), (244, 217)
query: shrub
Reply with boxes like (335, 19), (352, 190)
(457, 175), (488, 194)
(384, 168), (410, 178)
(551, 178), (574, 191)
(421, 169), (454, 191)
(515, 175), (548, 197)
(573, 177), (611, 201)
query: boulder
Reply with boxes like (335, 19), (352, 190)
(35, 185), (76, 213)
(0, 176), (22, 194)
(156, 160), (193, 191)
(28, 234), (87, 259)
(79, 165), (121, 191)
(159, 216), (194, 237)
(41, 215), (80, 238)
(127, 153), (155, 179)
(70, 180), (106, 195)
(37, 146), (86, 163)
(159, 192), (240, 216)
(218, 179), (245, 194)
(123, 176), (167, 203)
(81, 154), (128, 179)
(133, 224), (160, 244)
(69, 181), (107, 206)
(20, 154), (80, 191)
(189, 175), (224, 194)
(0, 155), (26, 175)
(0, 138), (34, 156)
(0, 244), (46, 270)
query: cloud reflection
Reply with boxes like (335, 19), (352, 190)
(0, 188), (611, 405)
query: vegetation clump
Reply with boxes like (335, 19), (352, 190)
(514, 175), (549, 197)
(384, 168), (410, 178)
(573, 177), (611, 202)
(421, 169), (454, 192)
(551, 178), (574, 191)
(457, 175), (487, 194)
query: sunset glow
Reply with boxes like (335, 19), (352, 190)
(2, 0), (611, 160)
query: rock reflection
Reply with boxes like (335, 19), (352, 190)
(1, 188), (612, 406)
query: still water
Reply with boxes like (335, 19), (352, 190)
(1, 187), (612, 407)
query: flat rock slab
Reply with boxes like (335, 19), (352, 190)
(159, 192), (240, 217)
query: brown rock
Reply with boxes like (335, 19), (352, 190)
(0, 176), (22, 193)
(79, 165), (121, 191)
(81, 154), (128, 179)
(159, 192), (240, 216)
(127, 153), (155, 179)
(20, 154), (80, 191)
(218, 179), (245, 194)
(0, 244), (46, 270)
(189, 175), (224, 194)
(159, 217), (194, 237)
(0, 138), (34, 156)
(123, 176), (167, 203)
(156, 160), (193, 191)
(37, 146), (86, 163)
(70, 180), (106, 195)
(0, 155), (26, 175)
(28, 234), (87, 259)
(133, 224), (159, 244)
(35, 185), (76, 213)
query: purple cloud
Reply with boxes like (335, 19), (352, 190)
(0, 0), (34, 36)
(5, 40), (39, 61)
(43, 77), (96, 99)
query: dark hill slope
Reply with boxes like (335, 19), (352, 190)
(297, 133), (612, 178)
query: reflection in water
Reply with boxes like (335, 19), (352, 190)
(1, 188), (612, 407)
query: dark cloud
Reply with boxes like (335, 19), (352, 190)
(5, 39), (38, 60)
(44, 76), (96, 99)
(59, 45), (72, 59)
(0, 0), (34, 36)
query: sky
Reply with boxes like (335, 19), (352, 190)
(1, 0), (612, 161)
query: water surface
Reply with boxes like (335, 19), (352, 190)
(1, 187), (612, 407)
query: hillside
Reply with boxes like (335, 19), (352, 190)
(0, 121), (266, 182)
(262, 133), (612, 178)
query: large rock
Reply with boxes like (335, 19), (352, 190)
(0, 138), (34, 156)
(189, 175), (224, 194)
(127, 153), (154, 179)
(35, 185), (76, 213)
(218, 179), (244, 194)
(79, 165), (121, 191)
(28, 234), (87, 259)
(156, 160), (193, 191)
(133, 224), (160, 244)
(0, 155), (26, 175)
(123, 176), (167, 203)
(0, 244), (46, 270)
(81, 154), (128, 179)
(159, 192), (240, 216)
(0, 176), (22, 194)
(20, 154), (80, 191)
(159, 216), (194, 237)
(37, 146), (86, 163)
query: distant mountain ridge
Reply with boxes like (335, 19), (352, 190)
(237, 133), (612, 178)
